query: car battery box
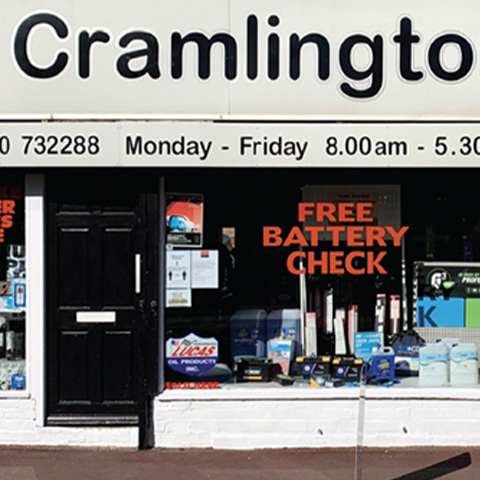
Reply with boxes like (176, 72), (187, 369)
(236, 358), (281, 382)
(296, 356), (332, 378)
(332, 356), (364, 382)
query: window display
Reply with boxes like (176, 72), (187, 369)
(0, 179), (25, 391)
(164, 169), (480, 391)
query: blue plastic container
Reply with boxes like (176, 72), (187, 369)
(230, 309), (267, 362)
(369, 346), (395, 381)
(266, 309), (302, 359)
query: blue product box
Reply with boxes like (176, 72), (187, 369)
(416, 297), (464, 327)
(231, 309), (267, 361)
(14, 283), (26, 308)
(11, 374), (26, 390)
(266, 309), (302, 359)
(354, 332), (384, 362)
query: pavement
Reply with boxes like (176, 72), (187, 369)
(0, 446), (478, 480)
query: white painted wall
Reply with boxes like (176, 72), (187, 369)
(0, 388), (478, 448)
(0, 398), (137, 446)
(153, 388), (480, 449)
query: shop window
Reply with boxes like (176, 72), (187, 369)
(0, 178), (25, 391)
(163, 169), (480, 391)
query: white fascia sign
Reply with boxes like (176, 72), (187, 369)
(2, 0), (480, 119)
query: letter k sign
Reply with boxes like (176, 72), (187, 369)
(418, 306), (437, 326)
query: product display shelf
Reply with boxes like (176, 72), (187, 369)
(0, 308), (26, 390)
(0, 358), (25, 390)
(0, 308), (25, 316)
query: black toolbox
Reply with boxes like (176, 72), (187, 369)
(296, 356), (332, 377)
(236, 358), (282, 382)
(332, 355), (364, 382)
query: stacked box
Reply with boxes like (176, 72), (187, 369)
(332, 356), (364, 382)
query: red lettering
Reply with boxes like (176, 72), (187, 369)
(307, 251), (328, 274)
(346, 226), (364, 247)
(298, 202), (315, 222)
(1, 200), (15, 214)
(329, 251), (344, 274)
(284, 226), (308, 247)
(1, 215), (12, 229)
(263, 226), (283, 247)
(316, 203), (336, 222)
(173, 347), (193, 357)
(367, 251), (387, 274)
(287, 251), (306, 274)
(385, 226), (409, 247)
(357, 203), (374, 222)
(10, 185), (22, 199)
(337, 202), (355, 222)
(326, 226), (345, 246)
(345, 251), (365, 274)
(365, 227), (387, 247)
(304, 226), (324, 246)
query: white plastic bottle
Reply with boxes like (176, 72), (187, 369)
(450, 343), (478, 386)
(419, 343), (449, 387)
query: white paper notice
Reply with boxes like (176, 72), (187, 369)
(166, 251), (191, 288)
(166, 289), (192, 308)
(191, 250), (219, 289)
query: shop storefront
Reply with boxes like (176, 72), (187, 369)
(3, 0), (480, 450)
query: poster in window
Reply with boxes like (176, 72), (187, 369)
(191, 250), (219, 289)
(166, 289), (192, 308)
(166, 250), (191, 288)
(166, 193), (203, 247)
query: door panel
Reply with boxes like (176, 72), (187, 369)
(47, 173), (159, 423)
(102, 331), (133, 401)
(58, 228), (89, 306)
(102, 227), (135, 307)
(58, 331), (89, 401)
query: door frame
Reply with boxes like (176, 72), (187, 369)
(26, 174), (47, 427)
(42, 171), (163, 448)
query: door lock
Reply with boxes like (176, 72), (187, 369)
(150, 300), (158, 313)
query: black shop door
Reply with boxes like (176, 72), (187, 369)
(46, 172), (159, 427)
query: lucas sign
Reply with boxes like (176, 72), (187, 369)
(4, 0), (480, 118)
(166, 333), (219, 376)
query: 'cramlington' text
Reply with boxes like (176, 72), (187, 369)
(12, 14), (479, 99)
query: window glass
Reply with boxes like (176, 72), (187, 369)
(164, 169), (480, 390)
(0, 177), (25, 391)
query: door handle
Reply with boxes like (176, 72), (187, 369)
(139, 299), (145, 312)
(135, 254), (142, 294)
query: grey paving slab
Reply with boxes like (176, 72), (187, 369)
(0, 447), (478, 480)
(0, 467), (37, 480)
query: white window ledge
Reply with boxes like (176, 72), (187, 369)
(158, 377), (480, 402)
(0, 390), (30, 399)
